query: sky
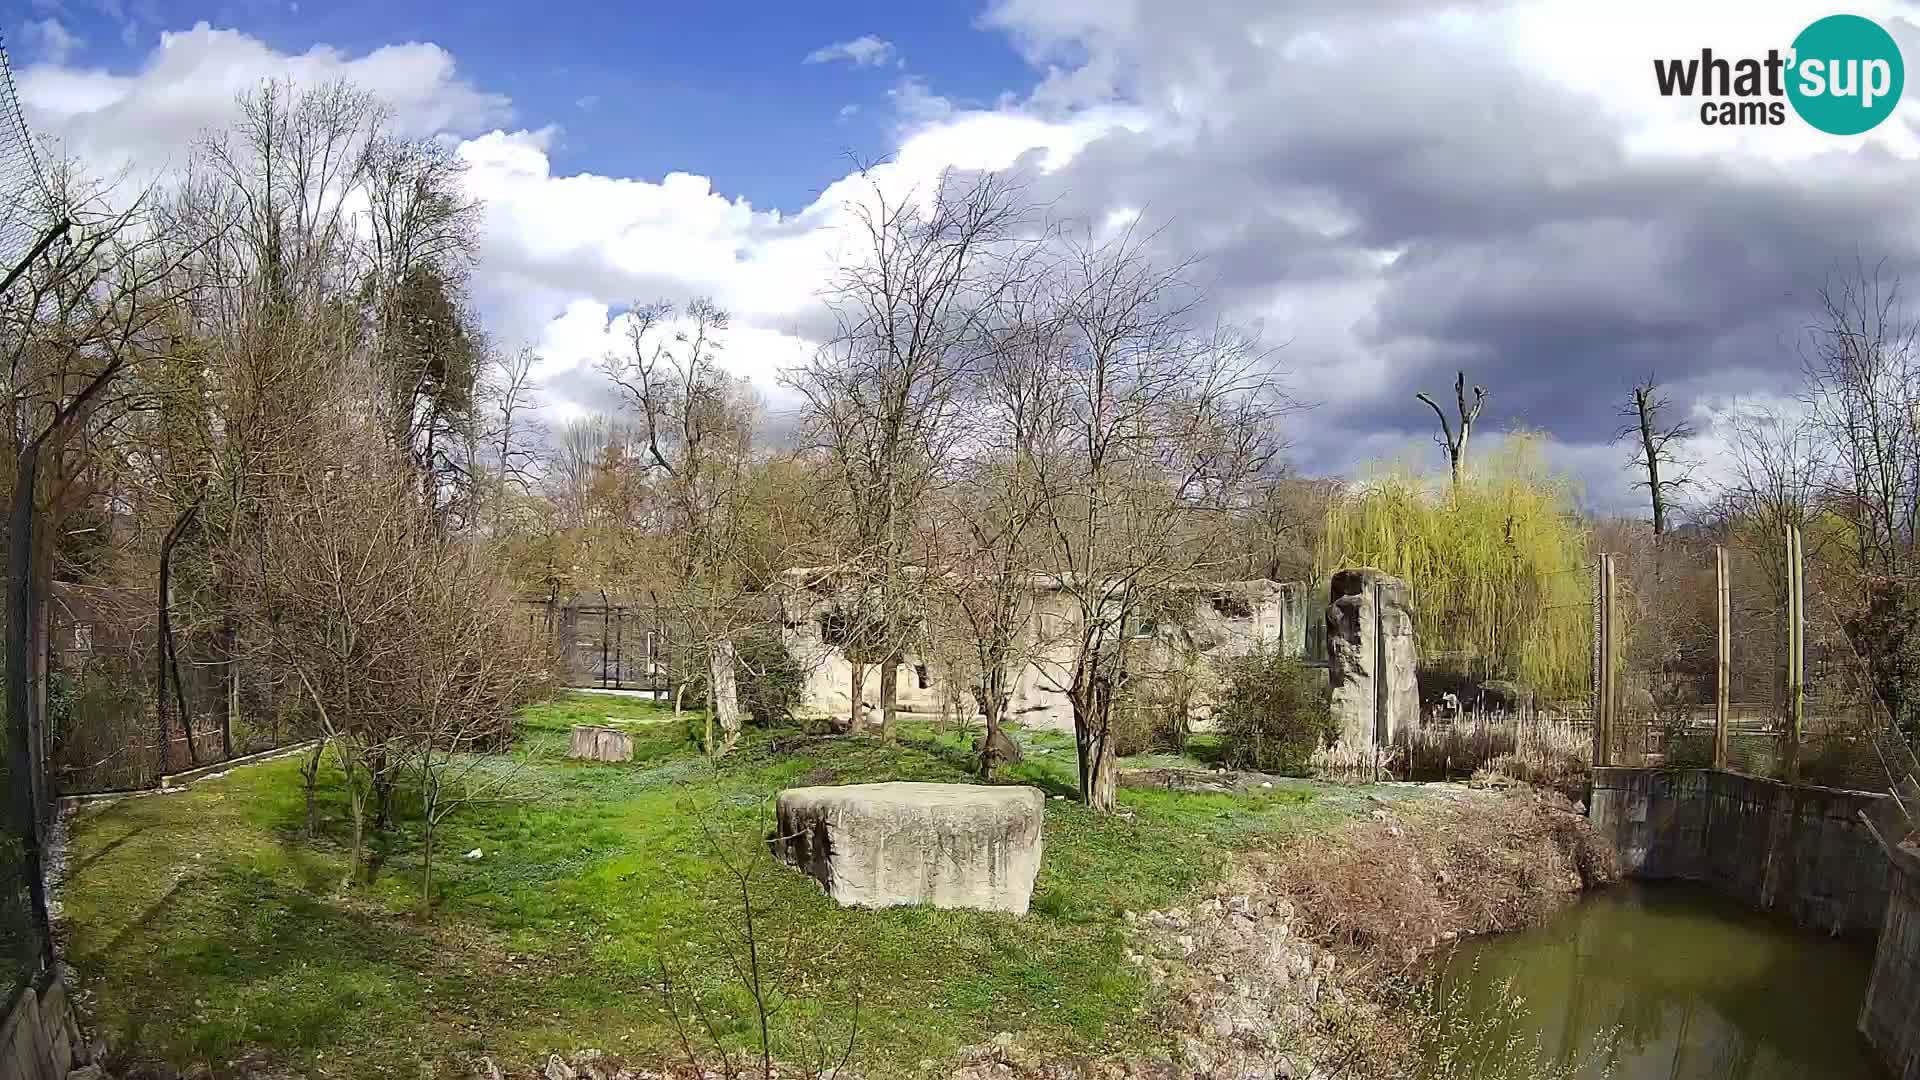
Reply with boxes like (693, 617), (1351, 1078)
(10, 0), (1920, 516)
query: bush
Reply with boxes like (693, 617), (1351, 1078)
(680, 633), (806, 727)
(1216, 643), (1332, 774)
(736, 631), (805, 727)
(1108, 702), (1187, 757)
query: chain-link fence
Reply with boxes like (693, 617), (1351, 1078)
(0, 35), (50, 272)
(0, 32), (56, 1008)
(1722, 538), (1790, 780)
(1597, 527), (1920, 796)
(43, 583), (310, 794)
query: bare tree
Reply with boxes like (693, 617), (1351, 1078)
(1616, 377), (1698, 536)
(3, 157), (204, 852)
(935, 279), (1066, 775)
(600, 298), (759, 755)
(1028, 227), (1283, 811)
(1416, 371), (1487, 489)
(1800, 260), (1920, 730)
(787, 169), (1034, 741)
(479, 345), (545, 531)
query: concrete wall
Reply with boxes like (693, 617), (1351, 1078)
(781, 577), (1313, 732)
(1862, 849), (1920, 1080)
(1588, 767), (1892, 935)
(0, 974), (81, 1080)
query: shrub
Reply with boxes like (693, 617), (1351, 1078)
(1108, 701), (1185, 757)
(1216, 642), (1332, 774)
(735, 631), (805, 727)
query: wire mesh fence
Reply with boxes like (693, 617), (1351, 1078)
(1594, 526), (1920, 795)
(0, 34), (50, 272)
(44, 584), (309, 795)
(1803, 539), (1920, 793)
(0, 32), (55, 1007)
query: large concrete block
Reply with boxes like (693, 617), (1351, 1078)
(771, 782), (1045, 914)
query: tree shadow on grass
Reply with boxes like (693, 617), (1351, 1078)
(87, 863), (439, 1069)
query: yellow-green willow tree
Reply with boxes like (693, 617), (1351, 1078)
(1317, 433), (1591, 699)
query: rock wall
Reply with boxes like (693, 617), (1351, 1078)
(1588, 767), (1892, 935)
(0, 972), (86, 1080)
(1862, 846), (1920, 1080)
(1325, 568), (1418, 750)
(780, 575), (1314, 732)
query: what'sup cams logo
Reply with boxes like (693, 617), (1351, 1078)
(1653, 13), (1905, 134)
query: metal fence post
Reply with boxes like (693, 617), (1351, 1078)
(1594, 554), (1615, 769)
(1715, 545), (1730, 771)
(1787, 523), (1805, 786)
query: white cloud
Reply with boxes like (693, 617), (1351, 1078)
(17, 23), (509, 178)
(20, 18), (82, 65)
(804, 34), (898, 68)
(574, 94), (599, 112)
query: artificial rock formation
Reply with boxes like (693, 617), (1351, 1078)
(771, 782), (1046, 914)
(1325, 568), (1419, 750)
(566, 725), (633, 762)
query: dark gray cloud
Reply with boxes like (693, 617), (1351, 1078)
(983, 0), (1920, 509)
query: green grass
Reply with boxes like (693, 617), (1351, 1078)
(61, 692), (1386, 1078)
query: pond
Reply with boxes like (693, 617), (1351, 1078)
(1430, 882), (1883, 1079)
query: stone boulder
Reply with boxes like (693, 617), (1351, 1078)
(771, 782), (1046, 914)
(567, 725), (633, 762)
(1326, 568), (1418, 749)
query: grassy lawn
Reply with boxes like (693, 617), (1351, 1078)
(60, 692), (1390, 1078)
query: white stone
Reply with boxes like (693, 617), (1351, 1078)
(772, 782), (1046, 914)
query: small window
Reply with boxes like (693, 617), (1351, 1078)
(73, 623), (93, 653)
(915, 664), (930, 690)
(1130, 618), (1157, 640)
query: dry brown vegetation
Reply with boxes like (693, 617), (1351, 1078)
(1263, 789), (1616, 973)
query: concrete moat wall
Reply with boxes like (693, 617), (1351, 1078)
(1862, 849), (1920, 1080)
(1588, 766), (1891, 936)
(1590, 766), (1920, 1080)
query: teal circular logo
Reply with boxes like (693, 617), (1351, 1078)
(1788, 14), (1905, 135)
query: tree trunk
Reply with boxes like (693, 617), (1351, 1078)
(221, 618), (237, 759)
(157, 494), (204, 768)
(1080, 726), (1118, 812)
(708, 638), (741, 755)
(977, 682), (1005, 780)
(879, 655), (899, 743)
(1073, 681), (1119, 812)
(372, 749), (397, 831)
(302, 740), (325, 838)
(339, 742), (366, 890)
(848, 659), (867, 734)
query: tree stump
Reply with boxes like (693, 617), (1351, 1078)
(567, 725), (633, 762)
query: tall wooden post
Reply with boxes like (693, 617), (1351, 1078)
(1715, 545), (1730, 771)
(1594, 554), (1616, 769)
(1786, 524), (1805, 785)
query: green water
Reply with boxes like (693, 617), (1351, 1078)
(1431, 883), (1883, 1079)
